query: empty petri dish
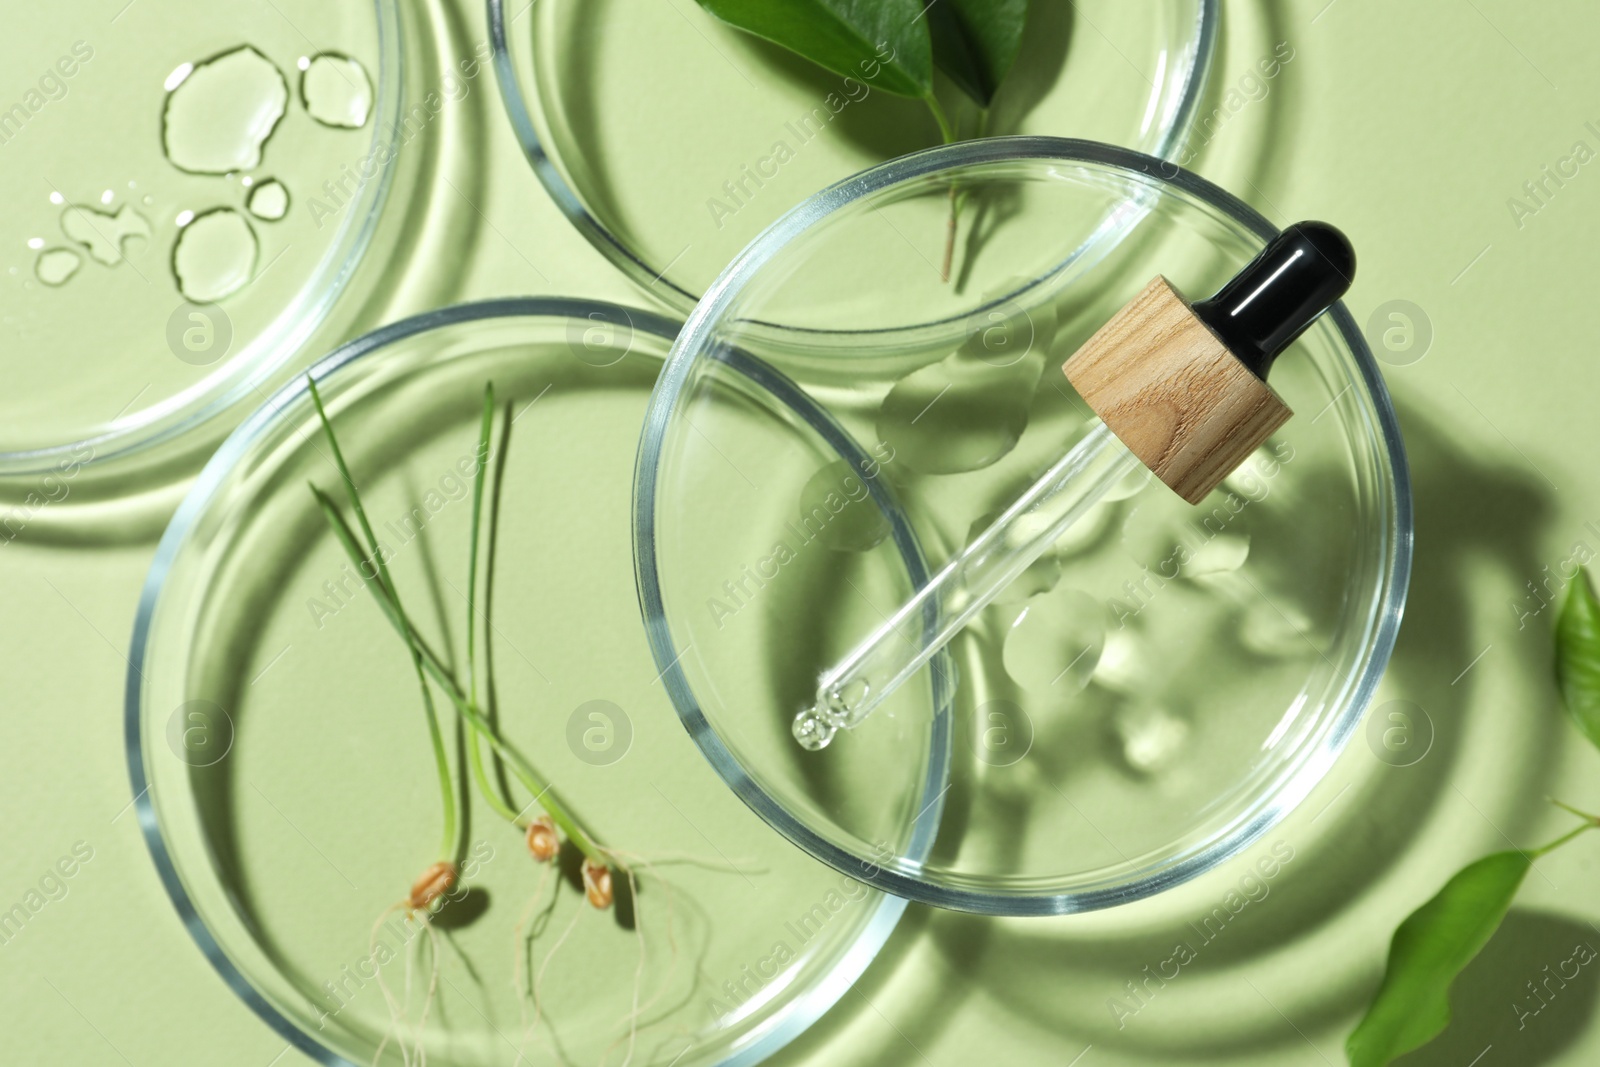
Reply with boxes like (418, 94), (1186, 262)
(634, 138), (1412, 915)
(490, 0), (1217, 316)
(1, 2), (404, 490)
(127, 300), (945, 1066)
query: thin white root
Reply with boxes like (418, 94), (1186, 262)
(414, 921), (441, 1067)
(599, 852), (685, 1067)
(369, 903), (409, 1067)
(605, 849), (765, 876)
(509, 864), (559, 1067)
(512, 894), (585, 1064)
(365, 903), (439, 1067)
(400, 916), (417, 1066)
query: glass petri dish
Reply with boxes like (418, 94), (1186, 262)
(127, 300), (945, 1066)
(1, 1), (403, 488)
(490, 0), (1216, 317)
(634, 137), (1412, 915)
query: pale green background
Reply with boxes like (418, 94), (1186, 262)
(6, 0), (1600, 1064)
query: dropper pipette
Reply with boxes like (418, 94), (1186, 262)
(794, 221), (1357, 750)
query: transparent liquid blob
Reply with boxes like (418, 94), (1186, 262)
(796, 460), (891, 553)
(34, 248), (81, 286)
(875, 288), (1056, 475)
(61, 203), (150, 266)
(300, 53), (373, 129)
(1001, 588), (1106, 692)
(1112, 701), (1190, 775)
(173, 209), (257, 301)
(162, 47), (288, 174)
(246, 179), (289, 221)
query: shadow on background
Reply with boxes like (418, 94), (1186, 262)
(1396, 910), (1600, 1067)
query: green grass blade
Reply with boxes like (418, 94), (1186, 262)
(464, 384), (519, 824)
(310, 460), (606, 865)
(306, 377), (458, 860)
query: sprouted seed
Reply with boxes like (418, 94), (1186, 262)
(582, 859), (615, 910)
(407, 862), (458, 913)
(304, 376), (714, 1065)
(525, 815), (559, 863)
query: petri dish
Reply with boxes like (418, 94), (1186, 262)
(634, 137), (1412, 915)
(127, 300), (945, 1066)
(1, 2), (404, 489)
(490, 0), (1217, 317)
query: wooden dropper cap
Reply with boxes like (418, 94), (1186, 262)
(1062, 222), (1356, 504)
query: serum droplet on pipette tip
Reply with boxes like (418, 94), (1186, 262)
(792, 709), (835, 751)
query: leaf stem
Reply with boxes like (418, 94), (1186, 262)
(1528, 801), (1600, 857)
(1549, 796), (1600, 824)
(924, 93), (958, 145)
(307, 378), (458, 863)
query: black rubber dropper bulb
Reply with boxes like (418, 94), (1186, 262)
(1191, 221), (1357, 380)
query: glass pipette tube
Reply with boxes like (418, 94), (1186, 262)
(792, 420), (1139, 750)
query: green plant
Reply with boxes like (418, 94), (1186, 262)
(1345, 567), (1600, 1065)
(309, 378), (612, 887)
(308, 378), (661, 1062)
(692, 0), (1034, 280)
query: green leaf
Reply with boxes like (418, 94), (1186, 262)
(924, 0), (1031, 107)
(1346, 851), (1530, 1067)
(693, 0), (933, 99)
(1556, 567), (1600, 751)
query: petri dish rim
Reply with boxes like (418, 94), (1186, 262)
(1, 0), (403, 479)
(633, 136), (1415, 916)
(124, 296), (948, 1067)
(487, 0), (1220, 324)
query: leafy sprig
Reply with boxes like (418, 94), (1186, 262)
(692, 0), (1034, 280)
(1346, 567), (1600, 1065)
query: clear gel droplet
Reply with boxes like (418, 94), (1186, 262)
(876, 290), (1052, 475)
(1112, 703), (1189, 775)
(162, 46), (288, 174)
(34, 248), (81, 287)
(1002, 588), (1105, 692)
(1240, 598), (1313, 658)
(1185, 533), (1251, 580)
(300, 53), (373, 128)
(171, 209), (257, 302)
(1091, 626), (1147, 695)
(60, 204), (151, 266)
(797, 460), (890, 553)
(246, 179), (289, 221)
